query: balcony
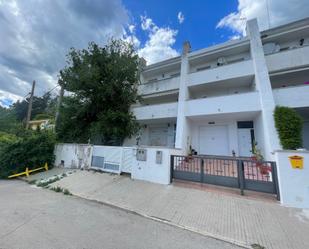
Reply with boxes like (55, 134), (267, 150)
(187, 59), (254, 87)
(273, 85), (309, 108)
(185, 91), (261, 117)
(132, 102), (178, 121)
(266, 46), (309, 73)
(138, 76), (180, 96)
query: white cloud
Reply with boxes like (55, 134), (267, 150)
(141, 15), (156, 31)
(138, 16), (179, 65)
(0, 0), (129, 104)
(230, 35), (241, 40)
(0, 90), (22, 107)
(217, 0), (309, 36)
(128, 25), (135, 33)
(177, 11), (185, 24)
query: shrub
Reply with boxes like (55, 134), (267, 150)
(51, 186), (62, 192)
(274, 106), (303, 150)
(63, 189), (72, 195)
(0, 130), (56, 178)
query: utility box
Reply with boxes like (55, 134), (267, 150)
(156, 151), (163, 164)
(136, 149), (147, 161)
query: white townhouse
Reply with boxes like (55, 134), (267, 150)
(124, 18), (309, 161)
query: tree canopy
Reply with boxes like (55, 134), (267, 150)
(11, 92), (56, 122)
(57, 40), (140, 145)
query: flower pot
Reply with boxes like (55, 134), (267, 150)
(258, 164), (270, 175)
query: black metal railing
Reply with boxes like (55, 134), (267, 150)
(171, 155), (280, 200)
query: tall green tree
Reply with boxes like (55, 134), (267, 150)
(11, 92), (56, 122)
(57, 40), (139, 145)
(0, 106), (20, 133)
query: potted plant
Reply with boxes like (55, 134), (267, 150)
(251, 142), (270, 175)
(185, 146), (194, 162)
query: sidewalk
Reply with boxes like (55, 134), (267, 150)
(44, 169), (309, 249)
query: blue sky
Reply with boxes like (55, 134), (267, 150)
(124, 0), (238, 52)
(0, 0), (308, 107)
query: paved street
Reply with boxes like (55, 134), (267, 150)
(0, 180), (240, 249)
(45, 169), (309, 249)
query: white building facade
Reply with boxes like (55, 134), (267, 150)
(124, 18), (309, 161)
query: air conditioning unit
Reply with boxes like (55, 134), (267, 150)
(217, 57), (227, 66)
(263, 42), (280, 55)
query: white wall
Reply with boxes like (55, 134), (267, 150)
(132, 102), (178, 120)
(303, 121), (309, 150)
(123, 122), (176, 148)
(185, 92), (261, 117)
(266, 46), (309, 73)
(92, 145), (122, 165)
(138, 76), (180, 95)
(254, 113), (266, 158)
(188, 59), (254, 87)
(273, 85), (309, 108)
(275, 150), (309, 208)
(247, 19), (281, 161)
(131, 147), (184, 184)
(189, 52), (251, 73)
(54, 143), (92, 169)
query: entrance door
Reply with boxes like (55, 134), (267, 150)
(199, 126), (229, 155)
(149, 127), (168, 146)
(238, 129), (252, 157)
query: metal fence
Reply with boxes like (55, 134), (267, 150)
(171, 155), (280, 200)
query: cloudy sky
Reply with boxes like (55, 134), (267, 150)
(0, 0), (308, 107)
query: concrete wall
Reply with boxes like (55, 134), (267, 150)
(138, 76), (180, 96)
(131, 147), (184, 184)
(303, 121), (309, 150)
(132, 102), (178, 120)
(55, 143), (185, 185)
(123, 122), (176, 148)
(273, 85), (309, 108)
(266, 46), (309, 73)
(185, 92), (261, 117)
(188, 59), (254, 87)
(275, 150), (309, 208)
(253, 113), (266, 157)
(54, 143), (92, 169)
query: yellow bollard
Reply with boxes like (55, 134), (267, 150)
(44, 162), (48, 171)
(25, 167), (29, 177)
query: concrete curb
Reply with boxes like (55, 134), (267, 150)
(72, 194), (251, 249)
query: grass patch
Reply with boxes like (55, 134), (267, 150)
(251, 244), (265, 249)
(36, 176), (60, 187)
(28, 179), (37, 185)
(51, 186), (62, 192)
(50, 186), (72, 196)
(63, 188), (72, 195)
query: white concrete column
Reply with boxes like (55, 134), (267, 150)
(175, 42), (191, 152)
(246, 19), (281, 160)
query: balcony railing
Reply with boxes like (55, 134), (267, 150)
(139, 76), (180, 96)
(132, 102), (178, 120)
(188, 59), (254, 87)
(266, 46), (309, 73)
(185, 91), (261, 117)
(273, 84), (309, 108)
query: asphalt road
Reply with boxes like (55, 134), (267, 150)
(0, 180), (242, 249)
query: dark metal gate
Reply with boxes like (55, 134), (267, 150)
(171, 155), (280, 199)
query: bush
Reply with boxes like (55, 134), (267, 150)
(274, 106), (303, 150)
(0, 130), (56, 178)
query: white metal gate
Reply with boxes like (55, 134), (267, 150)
(121, 147), (135, 173)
